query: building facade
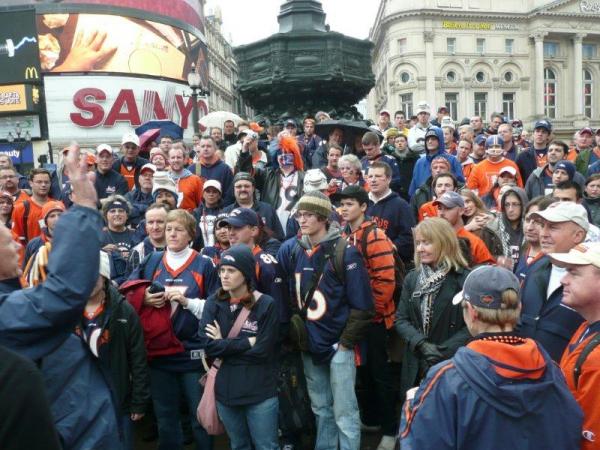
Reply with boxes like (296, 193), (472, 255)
(205, 8), (252, 117)
(368, 0), (600, 133)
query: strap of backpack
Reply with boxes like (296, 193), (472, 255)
(574, 332), (600, 389)
(22, 200), (30, 243)
(359, 223), (378, 266)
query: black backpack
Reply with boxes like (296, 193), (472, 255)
(573, 333), (600, 389)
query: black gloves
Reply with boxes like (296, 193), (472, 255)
(417, 341), (447, 366)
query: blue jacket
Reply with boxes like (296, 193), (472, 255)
(0, 205), (120, 450)
(517, 256), (584, 361)
(400, 337), (583, 449)
(189, 159), (235, 204)
(125, 188), (153, 227)
(94, 169), (129, 200)
(223, 200), (285, 241)
(408, 127), (464, 196)
(367, 191), (415, 262)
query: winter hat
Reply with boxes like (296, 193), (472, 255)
(152, 171), (180, 205)
(41, 200), (66, 224)
(303, 169), (328, 193)
(554, 160), (576, 181)
(296, 191), (332, 219)
(233, 171), (255, 186)
(219, 244), (256, 286)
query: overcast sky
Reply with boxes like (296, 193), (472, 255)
(204, 0), (379, 46)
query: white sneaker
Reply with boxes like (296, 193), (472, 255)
(376, 435), (397, 450)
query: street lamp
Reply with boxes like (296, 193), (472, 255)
(7, 122), (31, 172)
(186, 63), (209, 135)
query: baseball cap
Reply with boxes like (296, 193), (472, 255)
(415, 101), (431, 115)
(121, 132), (140, 146)
(499, 166), (517, 177)
(549, 242), (600, 269)
(241, 129), (258, 140)
(530, 201), (590, 232)
(204, 179), (222, 193)
(424, 128), (439, 140)
(140, 163), (157, 174)
(440, 116), (455, 130)
(485, 135), (504, 148)
(96, 144), (113, 155)
(285, 119), (298, 128)
(511, 119), (523, 128)
(452, 266), (520, 308)
(474, 134), (486, 145)
(438, 106), (449, 113)
(303, 169), (328, 193)
(379, 109), (391, 117)
(433, 191), (464, 209)
(218, 208), (259, 228)
(333, 185), (369, 206)
(534, 119), (552, 132)
(579, 127), (593, 136)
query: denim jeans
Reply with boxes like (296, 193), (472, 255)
(149, 367), (213, 450)
(302, 349), (360, 450)
(216, 396), (279, 450)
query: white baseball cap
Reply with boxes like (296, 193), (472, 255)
(549, 242), (600, 269)
(204, 179), (222, 193)
(121, 133), (140, 146)
(531, 201), (590, 232)
(96, 144), (113, 155)
(140, 163), (157, 174)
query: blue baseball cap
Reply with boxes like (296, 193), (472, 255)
(485, 135), (504, 148)
(217, 208), (260, 228)
(534, 119), (552, 132)
(452, 266), (520, 309)
(474, 134), (486, 145)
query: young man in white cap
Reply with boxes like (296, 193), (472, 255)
(407, 101), (431, 153)
(518, 201), (588, 361)
(125, 163), (156, 228)
(95, 144), (128, 200)
(550, 243), (600, 450)
(400, 266), (583, 450)
(113, 132), (149, 191)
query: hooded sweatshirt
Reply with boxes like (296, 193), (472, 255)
(169, 168), (203, 212)
(400, 335), (583, 449)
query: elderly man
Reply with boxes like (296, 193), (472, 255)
(518, 202), (588, 361)
(550, 243), (600, 450)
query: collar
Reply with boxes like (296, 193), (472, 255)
(368, 189), (392, 204)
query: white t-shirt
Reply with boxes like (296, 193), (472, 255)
(276, 171), (299, 230)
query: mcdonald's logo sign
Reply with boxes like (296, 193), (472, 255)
(24, 67), (39, 80)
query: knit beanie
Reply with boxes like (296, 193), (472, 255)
(219, 244), (256, 287)
(554, 160), (576, 181)
(296, 191), (332, 218)
(41, 200), (66, 224)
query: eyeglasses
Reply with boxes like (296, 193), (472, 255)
(0, 175), (16, 179)
(294, 211), (316, 221)
(504, 202), (522, 209)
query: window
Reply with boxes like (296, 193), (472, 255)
(584, 69), (593, 118)
(544, 42), (559, 57)
(504, 71), (514, 82)
(583, 44), (597, 59)
(446, 70), (457, 82)
(544, 68), (557, 119)
(502, 93), (515, 120)
(400, 71), (411, 83)
(445, 93), (459, 120)
(475, 71), (486, 83)
(447, 38), (456, 54)
(400, 93), (413, 117)
(476, 38), (485, 54)
(474, 92), (487, 119)
(505, 39), (514, 54)
(398, 38), (407, 55)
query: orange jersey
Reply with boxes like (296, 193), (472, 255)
(566, 148), (578, 162)
(418, 201), (438, 222)
(457, 227), (495, 265)
(119, 164), (137, 191)
(11, 198), (45, 244)
(560, 322), (600, 450)
(466, 158), (523, 197)
(12, 190), (30, 205)
(175, 174), (204, 212)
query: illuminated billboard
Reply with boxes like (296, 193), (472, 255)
(0, 10), (42, 85)
(37, 13), (208, 84)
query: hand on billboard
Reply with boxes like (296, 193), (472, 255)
(55, 30), (117, 72)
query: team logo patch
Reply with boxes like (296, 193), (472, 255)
(346, 262), (357, 271)
(223, 255), (236, 262)
(480, 295), (495, 305)
(583, 430), (595, 442)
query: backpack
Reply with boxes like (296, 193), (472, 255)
(358, 223), (406, 304)
(574, 333), (600, 389)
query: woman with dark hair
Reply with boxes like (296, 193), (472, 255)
(199, 245), (280, 450)
(0, 191), (14, 228)
(395, 218), (470, 399)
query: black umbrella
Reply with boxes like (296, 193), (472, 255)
(315, 119), (382, 146)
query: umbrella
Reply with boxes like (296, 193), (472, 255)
(315, 119), (381, 145)
(198, 111), (243, 132)
(135, 120), (183, 140)
(138, 128), (160, 151)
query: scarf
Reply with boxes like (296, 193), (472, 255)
(23, 242), (52, 287)
(415, 264), (449, 336)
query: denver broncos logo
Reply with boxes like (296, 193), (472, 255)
(480, 295), (494, 305)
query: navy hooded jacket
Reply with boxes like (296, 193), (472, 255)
(400, 336), (583, 450)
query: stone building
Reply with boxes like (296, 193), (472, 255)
(368, 0), (600, 133)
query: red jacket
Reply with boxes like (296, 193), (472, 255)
(120, 280), (183, 359)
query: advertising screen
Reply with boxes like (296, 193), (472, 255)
(0, 10), (42, 85)
(4, 0), (204, 33)
(37, 13), (208, 84)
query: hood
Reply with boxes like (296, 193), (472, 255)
(501, 186), (528, 216)
(584, 193), (600, 204)
(454, 339), (559, 418)
(424, 126), (446, 154)
(298, 221), (341, 250)
(170, 168), (193, 180)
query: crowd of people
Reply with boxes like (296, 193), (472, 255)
(1, 102), (600, 450)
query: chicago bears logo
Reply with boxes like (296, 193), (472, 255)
(480, 295), (495, 305)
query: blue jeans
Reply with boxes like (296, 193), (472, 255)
(149, 367), (213, 450)
(302, 349), (360, 450)
(120, 414), (133, 450)
(217, 397), (279, 450)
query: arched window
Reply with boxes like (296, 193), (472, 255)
(544, 68), (557, 119)
(584, 69), (593, 118)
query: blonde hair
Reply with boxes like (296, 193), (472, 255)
(463, 289), (521, 327)
(460, 188), (488, 218)
(413, 217), (468, 271)
(166, 209), (196, 241)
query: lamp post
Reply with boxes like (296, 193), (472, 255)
(186, 63), (209, 135)
(7, 122), (31, 173)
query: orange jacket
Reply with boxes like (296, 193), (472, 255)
(467, 159), (523, 196)
(560, 322), (600, 450)
(11, 197), (45, 244)
(174, 174), (204, 212)
(418, 201), (438, 222)
(343, 220), (396, 328)
(457, 227), (495, 265)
